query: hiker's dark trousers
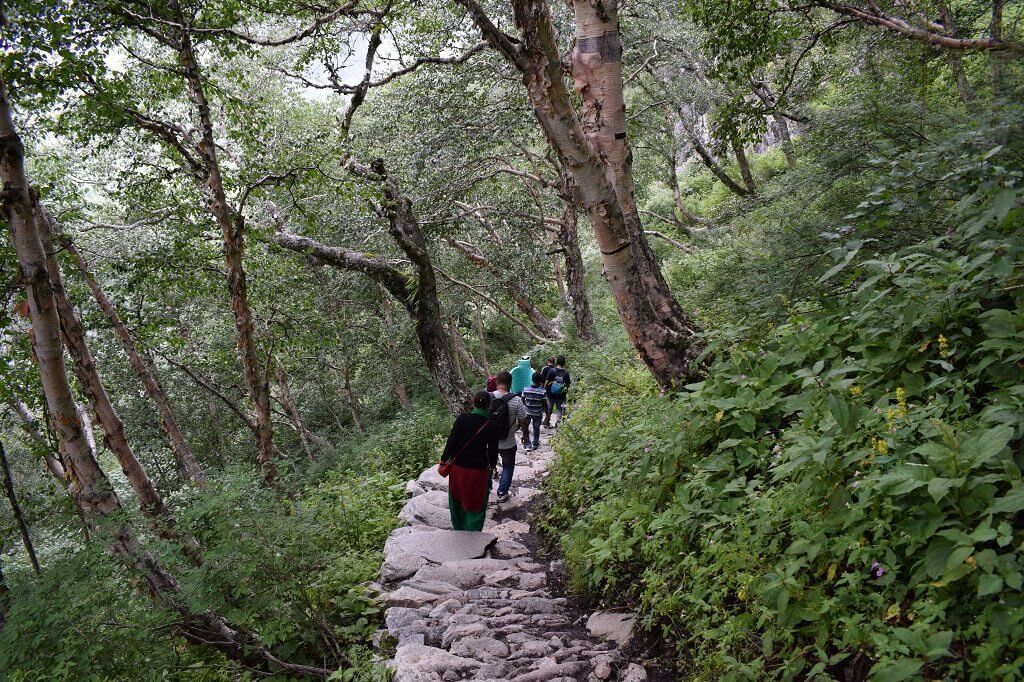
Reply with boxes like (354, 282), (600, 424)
(498, 447), (516, 496)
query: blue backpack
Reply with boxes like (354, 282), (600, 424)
(550, 371), (568, 396)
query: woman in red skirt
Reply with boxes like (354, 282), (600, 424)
(441, 391), (500, 531)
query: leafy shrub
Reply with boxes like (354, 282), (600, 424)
(0, 463), (405, 680)
(542, 121), (1024, 679)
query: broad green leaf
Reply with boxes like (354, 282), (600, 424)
(978, 573), (1003, 597)
(987, 483), (1024, 515)
(870, 658), (923, 682)
(925, 537), (955, 578)
(926, 477), (962, 503)
(959, 426), (1013, 469)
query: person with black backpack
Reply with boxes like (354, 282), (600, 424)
(546, 355), (571, 427)
(439, 391), (501, 531)
(490, 371), (529, 503)
(540, 356), (557, 427)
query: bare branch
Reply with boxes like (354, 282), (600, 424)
(822, 1), (1024, 53)
(436, 270), (548, 343)
(645, 230), (693, 253)
(159, 353), (257, 433)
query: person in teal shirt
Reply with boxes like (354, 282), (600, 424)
(510, 356), (534, 395)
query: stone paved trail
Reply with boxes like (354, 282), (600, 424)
(376, 430), (647, 682)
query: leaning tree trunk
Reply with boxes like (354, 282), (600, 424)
(174, 10), (278, 484)
(63, 239), (205, 487)
(379, 286), (411, 409)
(730, 138), (757, 194)
(274, 361), (327, 458)
(557, 169), (597, 343)
(1, 73), (328, 678)
(446, 237), (561, 340)
(35, 206), (202, 564)
(7, 396), (66, 482)
(466, 0), (703, 385)
(271, 161), (471, 415)
(1, 438), (41, 574)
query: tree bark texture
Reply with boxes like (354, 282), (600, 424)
(271, 166), (470, 415)
(63, 240), (206, 487)
(173, 9), (278, 484)
(557, 170), (597, 343)
(35, 206), (203, 564)
(1, 86), (117, 521)
(2, 68), (330, 679)
(1, 438), (41, 574)
(7, 397), (66, 482)
(459, 0), (703, 384)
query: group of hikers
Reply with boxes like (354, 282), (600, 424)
(439, 355), (572, 532)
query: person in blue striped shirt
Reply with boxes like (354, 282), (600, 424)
(520, 372), (547, 451)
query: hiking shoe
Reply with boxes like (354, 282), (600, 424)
(496, 491), (510, 503)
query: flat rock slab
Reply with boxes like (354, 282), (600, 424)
(382, 552), (429, 583)
(392, 643), (481, 675)
(390, 530), (497, 565)
(586, 611), (636, 646)
(399, 494), (452, 529)
(417, 466), (449, 492)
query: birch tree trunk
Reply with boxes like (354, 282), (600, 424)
(7, 396), (66, 482)
(459, 0), (703, 384)
(62, 238), (206, 486)
(1, 73), (329, 678)
(1, 438), (41, 574)
(35, 207), (203, 564)
(379, 286), (411, 409)
(173, 6), (278, 484)
(342, 359), (365, 434)
(557, 170), (597, 343)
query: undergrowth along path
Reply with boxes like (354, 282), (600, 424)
(375, 431), (648, 682)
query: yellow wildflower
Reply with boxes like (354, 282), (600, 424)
(850, 385), (863, 397)
(715, 410), (725, 423)
(938, 334), (951, 358)
(871, 437), (889, 456)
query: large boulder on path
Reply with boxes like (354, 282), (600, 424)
(417, 466), (449, 492)
(389, 529), (497, 565)
(399, 493), (452, 529)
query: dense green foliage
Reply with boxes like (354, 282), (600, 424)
(0, 464), (408, 679)
(2, 0), (1022, 678)
(541, 116), (1024, 679)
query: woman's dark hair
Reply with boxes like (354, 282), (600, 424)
(473, 391), (492, 410)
